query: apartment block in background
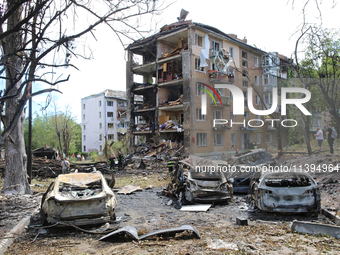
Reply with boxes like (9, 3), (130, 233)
(81, 90), (127, 153)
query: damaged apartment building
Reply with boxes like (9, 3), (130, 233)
(126, 20), (289, 158)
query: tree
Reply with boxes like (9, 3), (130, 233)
(299, 28), (340, 130)
(0, 0), (164, 194)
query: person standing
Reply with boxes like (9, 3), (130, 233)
(167, 156), (175, 173)
(61, 157), (70, 174)
(326, 123), (337, 155)
(108, 154), (116, 187)
(117, 151), (124, 171)
(314, 127), (323, 151)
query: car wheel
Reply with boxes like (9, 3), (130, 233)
(110, 212), (116, 222)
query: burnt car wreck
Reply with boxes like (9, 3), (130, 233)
(222, 149), (277, 193)
(250, 172), (321, 213)
(41, 172), (117, 226)
(175, 156), (233, 203)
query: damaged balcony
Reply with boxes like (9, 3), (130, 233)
(157, 58), (183, 84)
(133, 113), (156, 135)
(209, 48), (234, 84)
(133, 89), (157, 113)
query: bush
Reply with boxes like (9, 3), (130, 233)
(81, 152), (88, 157)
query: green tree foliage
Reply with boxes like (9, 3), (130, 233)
(24, 112), (81, 156)
(299, 28), (340, 131)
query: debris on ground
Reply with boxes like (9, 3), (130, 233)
(99, 225), (200, 241)
(117, 185), (143, 194)
(290, 221), (340, 238)
(206, 238), (238, 250)
(180, 205), (212, 212)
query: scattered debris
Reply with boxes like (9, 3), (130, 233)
(290, 221), (340, 238)
(99, 225), (200, 241)
(117, 185), (143, 195)
(180, 204), (212, 212)
(206, 238), (238, 250)
(236, 217), (248, 226)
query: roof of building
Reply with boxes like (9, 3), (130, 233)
(126, 20), (266, 54)
(81, 89), (126, 101)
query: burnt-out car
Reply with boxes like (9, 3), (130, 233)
(222, 149), (277, 193)
(177, 156), (233, 203)
(41, 172), (117, 226)
(250, 172), (321, 213)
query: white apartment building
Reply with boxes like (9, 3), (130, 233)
(81, 90), (127, 153)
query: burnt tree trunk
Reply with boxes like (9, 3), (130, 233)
(2, 0), (31, 194)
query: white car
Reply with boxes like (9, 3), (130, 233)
(251, 172), (321, 213)
(41, 172), (117, 226)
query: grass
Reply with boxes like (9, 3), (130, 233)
(114, 173), (170, 189)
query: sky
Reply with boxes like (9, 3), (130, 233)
(29, 0), (340, 123)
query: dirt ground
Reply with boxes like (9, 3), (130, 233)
(1, 152), (340, 254)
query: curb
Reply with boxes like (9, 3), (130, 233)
(0, 211), (35, 255)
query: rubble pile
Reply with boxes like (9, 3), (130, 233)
(124, 140), (185, 172)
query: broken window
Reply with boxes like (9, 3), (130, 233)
(108, 123), (114, 129)
(196, 108), (206, 121)
(211, 41), (220, 56)
(214, 133), (223, 146)
(264, 173), (312, 187)
(197, 133), (207, 146)
(242, 70), (248, 77)
(230, 47), (234, 58)
(196, 83), (206, 96)
(59, 180), (103, 198)
(107, 112), (114, 118)
(255, 76), (259, 85)
(107, 101), (113, 106)
(195, 58), (204, 72)
(195, 34), (203, 47)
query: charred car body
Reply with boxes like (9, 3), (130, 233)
(41, 172), (117, 226)
(223, 149), (277, 193)
(250, 172), (321, 213)
(176, 156), (233, 203)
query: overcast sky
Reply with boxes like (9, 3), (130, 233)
(30, 0), (340, 122)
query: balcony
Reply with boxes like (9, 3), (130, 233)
(132, 61), (156, 75)
(211, 96), (231, 107)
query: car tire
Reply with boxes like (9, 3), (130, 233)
(110, 212), (116, 222)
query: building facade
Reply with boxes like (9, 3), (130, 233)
(81, 90), (127, 153)
(126, 21), (288, 158)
